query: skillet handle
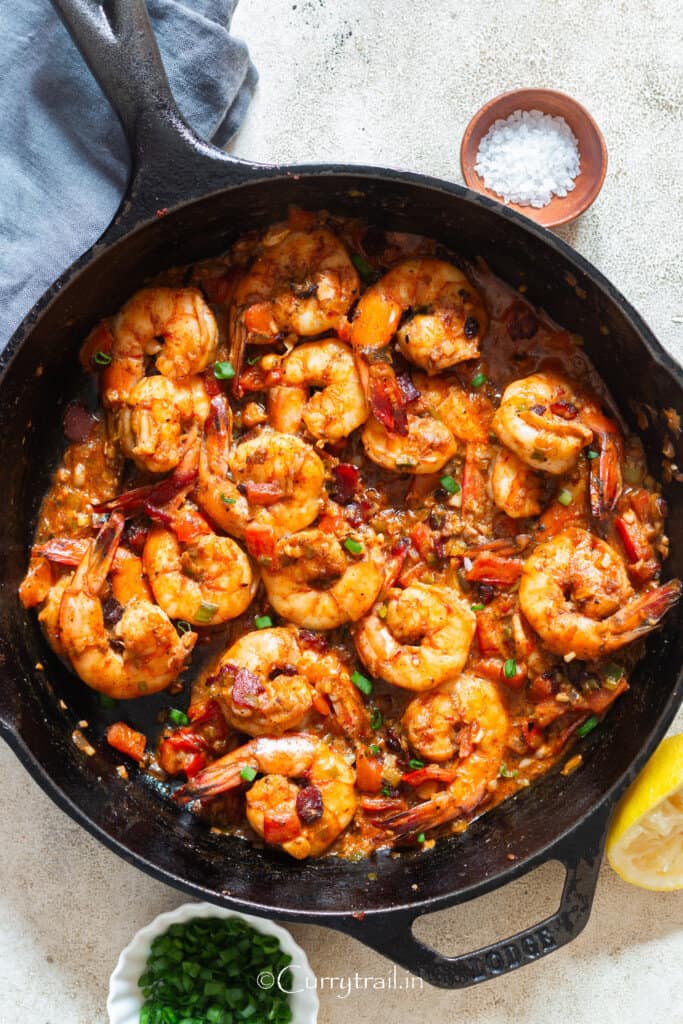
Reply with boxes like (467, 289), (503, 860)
(51, 0), (264, 235)
(337, 807), (609, 989)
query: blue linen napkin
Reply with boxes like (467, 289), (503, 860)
(0, 0), (257, 347)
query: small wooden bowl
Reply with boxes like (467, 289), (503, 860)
(460, 88), (607, 228)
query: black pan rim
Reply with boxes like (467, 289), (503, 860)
(3, 162), (683, 925)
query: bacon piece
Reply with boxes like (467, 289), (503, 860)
(63, 403), (98, 443)
(331, 463), (360, 505)
(231, 668), (265, 708)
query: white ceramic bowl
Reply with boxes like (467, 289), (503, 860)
(107, 901), (319, 1024)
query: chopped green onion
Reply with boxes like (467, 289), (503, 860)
(344, 537), (363, 555)
(503, 658), (518, 679)
(408, 758), (424, 770)
(138, 914), (293, 1023)
(195, 601), (219, 624)
(439, 474), (461, 494)
(395, 456), (418, 469)
(557, 488), (573, 506)
(377, 603), (388, 620)
(99, 694), (117, 708)
(351, 670), (373, 696)
(255, 614), (273, 629)
(168, 708), (190, 727)
(578, 715), (600, 738)
(213, 360), (236, 380)
(604, 661), (624, 681)
(586, 449), (599, 460)
(381, 783), (393, 797)
(176, 619), (192, 635)
(220, 492), (237, 506)
(240, 766), (258, 782)
(499, 763), (519, 779)
(417, 833), (426, 844)
(351, 252), (374, 279)
(368, 744), (381, 757)
(470, 603), (485, 612)
(471, 372), (487, 389)
(93, 349), (112, 366)
(370, 708), (383, 730)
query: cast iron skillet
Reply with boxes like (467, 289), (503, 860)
(2, 0), (682, 989)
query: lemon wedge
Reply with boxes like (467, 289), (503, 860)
(606, 734), (683, 891)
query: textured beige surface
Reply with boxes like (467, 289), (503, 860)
(3, 1), (683, 1021)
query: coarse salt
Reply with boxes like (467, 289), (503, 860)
(475, 108), (580, 209)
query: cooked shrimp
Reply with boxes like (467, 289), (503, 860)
(492, 371), (623, 517)
(231, 225), (359, 345)
(143, 526), (255, 626)
(261, 528), (385, 630)
(350, 259), (488, 373)
(196, 396), (325, 539)
(380, 673), (508, 835)
(362, 409), (458, 475)
(176, 733), (357, 858)
(205, 627), (369, 739)
(354, 583), (476, 691)
(112, 375), (210, 474)
(490, 448), (545, 518)
(519, 526), (681, 660)
(38, 574), (71, 659)
(101, 287), (218, 407)
(59, 515), (196, 698)
(268, 339), (368, 442)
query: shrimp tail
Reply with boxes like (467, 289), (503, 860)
(74, 513), (124, 592)
(589, 430), (623, 520)
(174, 752), (250, 805)
(607, 579), (681, 649)
(378, 782), (487, 837)
(93, 446), (198, 519)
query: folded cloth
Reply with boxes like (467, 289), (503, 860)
(0, 0), (257, 347)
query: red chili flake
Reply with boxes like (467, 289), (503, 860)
(122, 519), (149, 555)
(463, 316), (480, 340)
(296, 786), (324, 824)
(231, 668), (265, 708)
(331, 463), (360, 505)
(298, 629), (329, 653)
(63, 402), (97, 443)
(395, 371), (421, 404)
(550, 401), (579, 420)
(156, 208), (168, 217)
(402, 766), (457, 787)
(368, 364), (409, 436)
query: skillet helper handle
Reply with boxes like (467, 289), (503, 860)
(51, 0), (260, 230)
(340, 809), (608, 989)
